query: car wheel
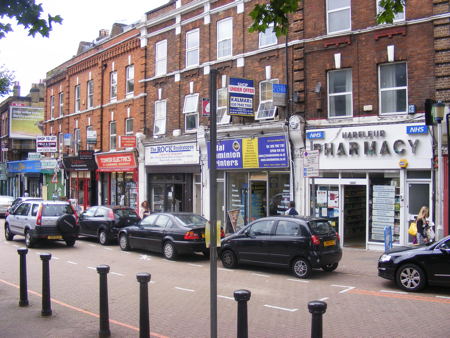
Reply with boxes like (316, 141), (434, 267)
(4, 224), (14, 241)
(396, 263), (426, 292)
(322, 263), (338, 272)
(163, 241), (177, 260)
(25, 230), (36, 248)
(65, 239), (76, 247)
(221, 250), (237, 269)
(119, 233), (130, 251)
(292, 257), (311, 279)
(99, 230), (109, 245)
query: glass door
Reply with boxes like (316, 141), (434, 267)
(249, 180), (267, 222)
(407, 182), (431, 243)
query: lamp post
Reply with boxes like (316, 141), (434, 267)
(434, 101), (445, 240)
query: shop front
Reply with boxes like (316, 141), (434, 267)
(0, 163), (7, 195)
(7, 159), (42, 197)
(306, 122), (433, 250)
(95, 151), (138, 209)
(40, 158), (65, 200)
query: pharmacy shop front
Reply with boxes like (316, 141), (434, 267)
(306, 122), (432, 250)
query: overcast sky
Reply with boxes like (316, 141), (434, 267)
(0, 0), (169, 99)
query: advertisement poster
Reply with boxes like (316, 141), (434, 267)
(96, 152), (137, 171)
(228, 77), (255, 116)
(328, 190), (339, 208)
(36, 135), (58, 153)
(10, 106), (44, 139)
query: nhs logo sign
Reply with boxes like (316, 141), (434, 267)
(306, 131), (325, 139)
(406, 125), (428, 134)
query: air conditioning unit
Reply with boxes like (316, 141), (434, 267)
(173, 129), (181, 137)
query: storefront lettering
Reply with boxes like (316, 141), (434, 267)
(342, 130), (386, 139)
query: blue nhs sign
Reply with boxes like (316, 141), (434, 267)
(306, 131), (325, 139)
(406, 125), (428, 134)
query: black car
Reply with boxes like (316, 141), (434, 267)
(118, 212), (212, 260)
(378, 235), (450, 292)
(78, 206), (140, 245)
(219, 216), (342, 279)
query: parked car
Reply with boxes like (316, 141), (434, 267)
(5, 197), (43, 218)
(0, 195), (15, 217)
(118, 212), (218, 260)
(5, 200), (79, 248)
(78, 206), (140, 245)
(219, 216), (342, 279)
(378, 235), (450, 292)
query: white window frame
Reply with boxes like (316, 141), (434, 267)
(376, 0), (405, 23)
(217, 17), (232, 59)
(378, 62), (408, 115)
(154, 100), (167, 136)
(50, 95), (55, 119)
(327, 69), (353, 118)
(183, 93), (199, 132)
(58, 132), (63, 153)
(59, 92), (64, 117)
(86, 125), (95, 150)
(125, 118), (134, 135)
(255, 79), (279, 120)
(74, 85), (80, 112)
(110, 121), (117, 150)
(259, 24), (277, 48)
(155, 40), (167, 76)
(217, 87), (230, 125)
(110, 71), (117, 101)
(87, 80), (94, 108)
(74, 128), (81, 155)
(126, 64), (134, 95)
(326, 0), (351, 34)
(186, 29), (200, 68)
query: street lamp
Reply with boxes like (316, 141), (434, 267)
(433, 101), (445, 240)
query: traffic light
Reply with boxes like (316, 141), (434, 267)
(424, 99), (434, 125)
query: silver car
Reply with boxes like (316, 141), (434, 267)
(5, 200), (79, 248)
(0, 195), (14, 217)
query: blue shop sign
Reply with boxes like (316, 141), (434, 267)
(8, 160), (41, 173)
(228, 77), (255, 117)
(306, 131), (325, 139)
(406, 125), (428, 134)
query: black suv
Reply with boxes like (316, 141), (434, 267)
(220, 216), (342, 278)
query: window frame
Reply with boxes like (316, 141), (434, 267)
(87, 80), (94, 108)
(86, 125), (95, 150)
(378, 62), (408, 115)
(74, 85), (81, 113)
(327, 68), (353, 118)
(58, 132), (63, 153)
(155, 40), (168, 76)
(217, 17), (233, 59)
(126, 64), (134, 95)
(110, 121), (117, 150)
(376, 0), (405, 23)
(110, 71), (117, 101)
(154, 100), (167, 136)
(50, 95), (55, 119)
(74, 128), (81, 155)
(259, 24), (277, 48)
(255, 79), (279, 120)
(217, 87), (230, 125)
(59, 92), (64, 117)
(125, 118), (134, 135)
(326, 0), (351, 34)
(183, 93), (199, 132)
(186, 29), (200, 68)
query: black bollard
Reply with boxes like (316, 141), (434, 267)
(97, 265), (111, 338)
(308, 300), (327, 338)
(234, 289), (251, 338)
(136, 273), (151, 338)
(40, 253), (52, 316)
(17, 248), (29, 307)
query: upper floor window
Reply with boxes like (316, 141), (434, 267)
(256, 79), (279, 120)
(126, 65), (134, 94)
(50, 95), (55, 119)
(377, 0), (405, 23)
(155, 40), (167, 76)
(328, 69), (352, 118)
(217, 18), (232, 59)
(183, 93), (199, 132)
(125, 118), (134, 135)
(154, 100), (167, 136)
(59, 92), (64, 117)
(74, 128), (81, 155)
(87, 80), (94, 108)
(217, 87), (230, 125)
(110, 121), (117, 150)
(58, 132), (63, 153)
(186, 29), (200, 68)
(86, 125), (95, 150)
(327, 0), (351, 34)
(74, 85), (80, 112)
(110, 71), (117, 100)
(379, 62), (407, 115)
(259, 24), (277, 48)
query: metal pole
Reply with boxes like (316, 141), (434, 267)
(437, 121), (444, 240)
(209, 68), (218, 338)
(17, 248), (29, 307)
(308, 300), (327, 338)
(40, 253), (52, 316)
(234, 289), (251, 338)
(97, 265), (111, 337)
(136, 273), (151, 338)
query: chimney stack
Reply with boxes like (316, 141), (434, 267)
(13, 82), (20, 96)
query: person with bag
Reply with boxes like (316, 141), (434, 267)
(416, 206), (429, 245)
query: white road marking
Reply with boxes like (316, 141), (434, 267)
(52, 256), (59, 260)
(380, 290), (407, 295)
(12, 244), (19, 248)
(87, 266), (97, 271)
(319, 297), (329, 301)
(218, 268), (233, 272)
(188, 263), (203, 267)
(111, 272), (124, 277)
(139, 255), (151, 261)
(67, 261), (78, 265)
(103, 247), (113, 251)
(331, 285), (355, 293)
(436, 295), (450, 299)
(264, 304), (298, 312)
(252, 273), (270, 278)
(175, 287), (195, 292)
(218, 295), (234, 300)
(89, 244), (96, 247)
(287, 278), (310, 283)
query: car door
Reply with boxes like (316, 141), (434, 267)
(145, 214), (171, 252)
(19, 203), (32, 233)
(129, 214), (158, 250)
(78, 207), (97, 236)
(9, 203), (27, 233)
(269, 220), (308, 267)
(427, 238), (450, 285)
(92, 207), (110, 235)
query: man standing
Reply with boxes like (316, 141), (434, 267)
(285, 201), (298, 216)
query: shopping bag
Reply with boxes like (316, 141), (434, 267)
(408, 222), (417, 236)
(426, 226), (435, 241)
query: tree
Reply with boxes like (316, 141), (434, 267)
(0, 65), (15, 96)
(249, 0), (406, 36)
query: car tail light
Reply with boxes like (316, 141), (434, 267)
(336, 232), (341, 242)
(311, 235), (321, 245)
(107, 209), (115, 221)
(184, 231), (200, 240)
(70, 205), (79, 223)
(36, 205), (43, 226)
(220, 228), (225, 238)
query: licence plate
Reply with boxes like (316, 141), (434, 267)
(324, 240), (335, 247)
(47, 235), (62, 240)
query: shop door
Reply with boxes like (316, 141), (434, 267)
(249, 180), (267, 222)
(343, 185), (367, 248)
(71, 178), (90, 211)
(407, 182), (431, 243)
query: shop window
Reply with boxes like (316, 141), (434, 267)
(74, 85), (80, 112)
(406, 171), (431, 179)
(327, 0), (351, 34)
(154, 100), (167, 136)
(376, 0), (405, 23)
(183, 93), (199, 132)
(379, 62), (407, 115)
(256, 79), (278, 120)
(110, 71), (117, 101)
(110, 121), (117, 150)
(87, 80), (94, 108)
(328, 69), (352, 118)
(59, 92), (64, 116)
(155, 40), (167, 76)
(217, 87), (230, 125)
(186, 29), (199, 68)
(268, 173), (290, 216)
(125, 118), (134, 135)
(217, 17), (232, 59)
(50, 95), (55, 119)
(259, 24), (277, 48)
(126, 65), (134, 95)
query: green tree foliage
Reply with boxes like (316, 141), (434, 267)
(0, 65), (15, 96)
(249, 0), (405, 36)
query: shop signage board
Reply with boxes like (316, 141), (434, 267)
(78, 150), (94, 160)
(96, 152), (137, 171)
(145, 142), (199, 166)
(27, 152), (42, 160)
(7, 160), (41, 173)
(9, 106), (44, 139)
(87, 130), (97, 144)
(36, 135), (58, 153)
(228, 77), (255, 116)
(202, 98), (210, 117)
(62, 156), (97, 171)
(64, 133), (72, 146)
(303, 150), (320, 177)
(40, 159), (58, 170)
(272, 84), (287, 107)
(119, 136), (136, 148)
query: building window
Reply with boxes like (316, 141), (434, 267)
(183, 94), (199, 132)
(126, 65), (134, 94)
(110, 121), (117, 150)
(86, 126), (95, 150)
(74, 85), (80, 112)
(186, 29), (199, 68)
(87, 80), (94, 108)
(59, 92), (64, 117)
(379, 62), (407, 115)
(256, 79), (279, 120)
(125, 118), (134, 135)
(50, 95), (55, 119)
(259, 24), (277, 48)
(217, 87), (230, 124)
(110, 71), (117, 100)
(377, 0), (405, 22)
(58, 132), (63, 153)
(154, 100), (167, 136)
(217, 17), (232, 59)
(328, 69), (353, 118)
(155, 40), (167, 76)
(327, 0), (351, 34)
(74, 128), (81, 155)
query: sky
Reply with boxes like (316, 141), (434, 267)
(0, 0), (169, 99)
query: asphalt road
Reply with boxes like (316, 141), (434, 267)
(0, 219), (449, 338)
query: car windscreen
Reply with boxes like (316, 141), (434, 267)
(175, 214), (208, 228)
(308, 220), (335, 235)
(42, 204), (74, 216)
(114, 209), (139, 218)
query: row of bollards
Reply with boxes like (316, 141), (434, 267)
(17, 248), (327, 337)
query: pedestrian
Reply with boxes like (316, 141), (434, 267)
(24, 190), (29, 197)
(140, 200), (151, 219)
(416, 206), (429, 245)
(285, 201), (299, 216)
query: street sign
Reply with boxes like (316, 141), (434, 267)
(36, 136), (57, 153)
(303, 150), (320, 177)
(228, 77), (255, 116)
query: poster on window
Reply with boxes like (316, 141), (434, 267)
(328, 190), (339, 208)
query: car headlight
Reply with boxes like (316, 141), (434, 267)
(379, 254), (392, 263)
